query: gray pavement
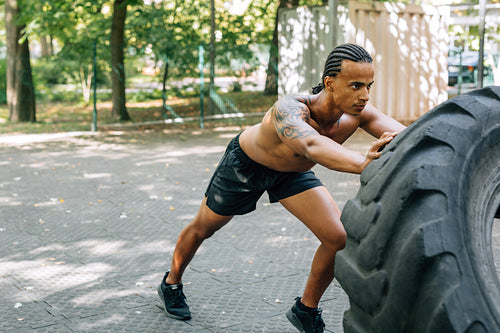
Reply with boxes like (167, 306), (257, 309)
(0, 127), (374, 332)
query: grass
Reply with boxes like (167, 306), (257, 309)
(0, 91), (278, 135)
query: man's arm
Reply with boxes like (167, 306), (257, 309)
(359, 103), (406, 138)
(272, 97), (392, 174)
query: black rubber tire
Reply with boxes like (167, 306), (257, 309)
(335, 86), (500, 333)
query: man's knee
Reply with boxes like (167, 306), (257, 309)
(323, 227), (346, 252)
(187, 212), (231, 241)
(336, 229), (347, 251)
(185, 222), (217, 241)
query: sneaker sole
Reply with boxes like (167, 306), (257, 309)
(286, 308), (305, 333)
(157, 285), (192, 320)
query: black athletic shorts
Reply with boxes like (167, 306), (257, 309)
(204, 133), (324, 216)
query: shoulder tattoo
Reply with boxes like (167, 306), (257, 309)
(272, 98), (315, 140)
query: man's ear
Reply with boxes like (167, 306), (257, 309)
(324, 76), (335, 92)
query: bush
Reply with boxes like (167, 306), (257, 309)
(127, 89), (162, 103)
(36, 88), (84, 103)
(170, 84), (201, 98)
(32, 57), (71, 85)
(232, 81), (242, 92)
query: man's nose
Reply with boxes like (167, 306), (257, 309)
(361, 87), (370, 101)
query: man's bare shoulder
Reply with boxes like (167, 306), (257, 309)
(269, 95), (318, 140)
(272, 95), (312, 121)
(274, 94), (312, 107)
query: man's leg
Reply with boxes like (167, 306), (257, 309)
(158, 197), (233, 320)
(166, 197), (233, 284)
(279, 186), (346, 308)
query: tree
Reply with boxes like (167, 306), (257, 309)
(264, 0), (326, 95)
(5, 0), (36, 122)
(264, 0), (299, 95)
(39, 35), (53, 57)
(111, 0), (131, 121)
(127, 0), (212, 120)
(24, 0), (112, 104)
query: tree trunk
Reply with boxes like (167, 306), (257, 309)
(264, 0), (299, 96)
(40, 35), (53, 57)
(80, 65), (93, 103)
(162, 56), (169, 117)
(111, 0), (131, 121)
(5, 0), (36, 122)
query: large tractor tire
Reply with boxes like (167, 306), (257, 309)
(335, 86), (500, 333)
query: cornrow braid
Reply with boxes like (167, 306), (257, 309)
(312, 43), (373, 94)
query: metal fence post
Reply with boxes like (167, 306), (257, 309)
(91, 40), (98, 132)
(477, 0), (486, 88)
(199, 45), (205, 129)
(458, 46), (463, 95)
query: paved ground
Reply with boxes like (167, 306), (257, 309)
(2, 126), (499, 333)
(0, 127), (378, 333)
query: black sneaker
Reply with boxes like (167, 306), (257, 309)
(286, 297), (325, 333)
(157, 271), (192, 320)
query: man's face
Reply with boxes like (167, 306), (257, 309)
(328, 60), (375, 116)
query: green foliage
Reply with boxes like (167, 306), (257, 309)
(32, 57), (71, 85)
(36, 88), (84, 104)
(125, 0), (277, 79)
(13, 0), (278, 102)
(127, 89), (162, 103)
(4, 0), (283, 122)
(20, 0), (113, 96)
(232, 81), (242, 92)
(127, 0), (209, 77)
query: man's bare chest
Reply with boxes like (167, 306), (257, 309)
(309, 116), (360, 144)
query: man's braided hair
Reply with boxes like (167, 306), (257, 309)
(312, 43), (373, 94)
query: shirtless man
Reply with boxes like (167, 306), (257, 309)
(158, 43), (406, 333)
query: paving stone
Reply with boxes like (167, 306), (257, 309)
(0, 300), (58, 331)
(0, 130), (373, 332)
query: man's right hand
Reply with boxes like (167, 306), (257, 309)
(365, 132), (398, 165)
